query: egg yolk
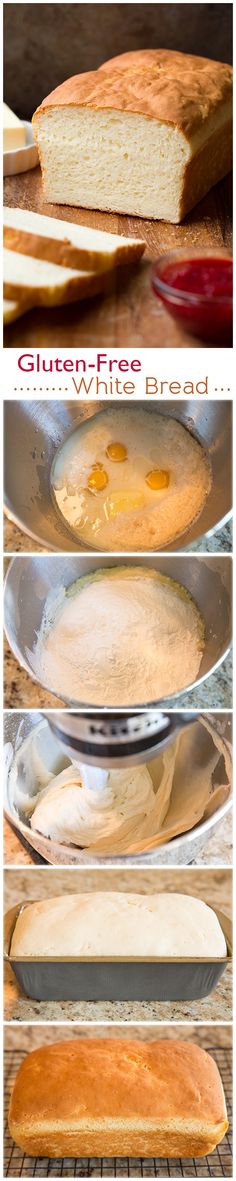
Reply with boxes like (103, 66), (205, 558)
(106, 442), (127, 462)
(87, 466), (108, 492)
(146, 469), (169, 490)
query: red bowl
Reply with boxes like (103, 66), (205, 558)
(152, 247), (233, 345)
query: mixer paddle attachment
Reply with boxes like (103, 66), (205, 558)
(79, 764), (109, 791)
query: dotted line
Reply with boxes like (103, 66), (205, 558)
(12, 385), (232, 394)
(13, 387), (69, 393)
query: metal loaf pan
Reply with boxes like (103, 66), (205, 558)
(4, 902), (232, 1002)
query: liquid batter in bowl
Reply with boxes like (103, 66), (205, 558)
(33, 566), (204, 706)
(50, 408), (211, 551)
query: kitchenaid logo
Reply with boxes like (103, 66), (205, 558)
(17, 353), (209, 397)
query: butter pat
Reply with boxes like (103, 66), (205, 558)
(3, 103), (26, 151)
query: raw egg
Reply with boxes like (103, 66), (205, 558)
(106, 442), (127, 462)
(146, 469), (169, 490)
(87, 466), (108, 493)
(50, 407), (211, 552)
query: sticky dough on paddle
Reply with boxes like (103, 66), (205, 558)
(8, 715), (231, 855)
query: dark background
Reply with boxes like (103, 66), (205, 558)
(4, 2), (233, 119)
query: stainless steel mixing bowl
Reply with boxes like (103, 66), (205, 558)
(4, 711), (232, 866)
(4, 400), (232, 552)
(4, 554), (232, 708)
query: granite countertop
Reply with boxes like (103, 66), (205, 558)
(3, 636), (233, 709)
(4, 867), (232, 1024)
(4, 518), (48, 553)
(3, 517), (233, 554)
(4, 865), (232, 902)
(4, 1020), (232, 1052)
(4, 638), (64, 708)
(187, 520), (232, 553)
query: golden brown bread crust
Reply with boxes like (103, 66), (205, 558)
(33, 49), (232, 138)
(179, 118), (232, 220)
(6, 1125), (228, 1161)
(9, 1038), (228, 1159)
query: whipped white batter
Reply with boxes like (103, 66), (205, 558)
(51, 408), (211, 551)
(6, 716), (232, 857)
(31, 763), (155, 845)
(34, 567), (204, 705)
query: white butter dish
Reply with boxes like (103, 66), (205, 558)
(4, 122), (38, 177)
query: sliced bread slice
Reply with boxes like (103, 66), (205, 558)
(3, 297), (33, 324)
(3, 206), (145, 272)
(3, 248), (108, 306)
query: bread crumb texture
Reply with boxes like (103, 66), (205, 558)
(32, 51), (232, 221)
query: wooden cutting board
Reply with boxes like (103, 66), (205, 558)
(4, 167), (232, 348)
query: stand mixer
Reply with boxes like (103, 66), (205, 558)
(45, 711), (197, 790)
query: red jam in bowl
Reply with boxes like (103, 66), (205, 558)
(152, 255), (233, 344)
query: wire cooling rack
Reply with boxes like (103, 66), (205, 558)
(4, 1047), (232, 1178)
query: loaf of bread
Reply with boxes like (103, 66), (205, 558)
(32, 49), (232, 223)
(8, 1038), (228, 1158)
(3, 247), (108, 306)
(10, 892), (227, 958)
(3, 206), (145, 271)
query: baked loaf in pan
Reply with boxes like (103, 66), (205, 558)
(32, 49), (232, 223)
(10, 891), (227, 959)
(8, 1038), (228, 1158)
